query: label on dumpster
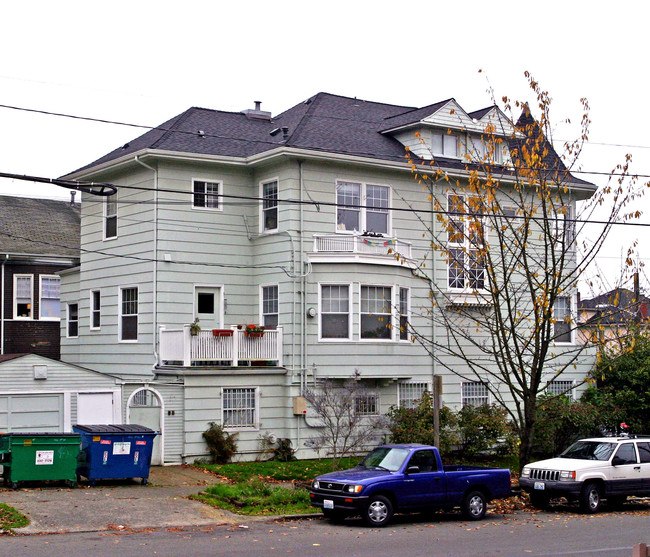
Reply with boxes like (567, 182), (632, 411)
(35, 450), (54, 465)
(93, 436), (101, 442)
(113, 442), (131, 455)
(136, 440), (146, 446)
(134, 451), (139, 464)
(100, 439), (111, 445)
(103, 450), (108, 464)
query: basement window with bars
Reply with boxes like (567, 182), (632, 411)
(461, 382), (489, 407)
(222, 387), (258, 429)
(398, 382), (429, 409)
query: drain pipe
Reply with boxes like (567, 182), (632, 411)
(135, 156), (159, 369)
(1, 254), (7, 355)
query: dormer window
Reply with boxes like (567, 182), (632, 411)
(468, 135), (504, 164)
(431, 131), (459, 158)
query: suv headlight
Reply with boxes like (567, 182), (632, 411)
(559, 470), (576, 481)
(312, 480), (320, 489)
(521, 467), (530, 478)
(345, 484), (363, 494)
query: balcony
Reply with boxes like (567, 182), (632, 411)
(312, 234), (412, 260)
(158, 326), (283, 368)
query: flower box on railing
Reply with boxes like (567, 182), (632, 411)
(244, 325), (265, 338)
(212, 329), (234, 337)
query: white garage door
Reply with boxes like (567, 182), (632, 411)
(77, 393), (115, 425)
(0, 394), (64, 432)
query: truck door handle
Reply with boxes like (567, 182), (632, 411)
(634, 466), (641, 471)
(434, 477), (442, 481)
(404, 479), (414, 483)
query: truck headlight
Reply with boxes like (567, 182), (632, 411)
(521, 467), (530, 478)
(345, 484), (363, 494)
(559, 470), (576, 481)
(312, 480), (320, 489)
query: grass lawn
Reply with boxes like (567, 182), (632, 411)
(0, 503), (29, 533)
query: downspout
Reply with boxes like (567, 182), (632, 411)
(431, 182), (439, 447)
(299, 160), (306, 393)
(135, 156), (159, 369)
(1, 254), (7, 355)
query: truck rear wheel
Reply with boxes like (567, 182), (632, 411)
(363, 495), (393, 527)
(462, 490), (487, 520)
(579, 482), (602, 514)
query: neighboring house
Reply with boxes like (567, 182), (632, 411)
(579, 287), (650, 348)
(0, 195), (80, 359)
(59, 93), (596, 463)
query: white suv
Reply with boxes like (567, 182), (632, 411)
(519, 436), (650, 513)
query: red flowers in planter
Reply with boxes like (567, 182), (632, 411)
(244, 324), (265, 337)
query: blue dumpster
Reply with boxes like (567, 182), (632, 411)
(73, 424), (158, 485)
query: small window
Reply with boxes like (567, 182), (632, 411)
(67, 303), (79, 338)
(197, 292), (214, 314)
(554, 297), (573, 343)
(104, 195), (118, 239)
(320, 284), (350, 339)
(261, 285), (278, 329)
(399, 382), (429, 409)
(90, 290), (101, 329)
(193, 180), (221, 210)
(360, 285), (392, 340)
(462, 382), (488, 407)
(14, 274), (33, 319)
(637, 442), (650, 464)
(432, 131), (459, 158)
(355, 394), (379, 416)
(39, 275), (61, 320)
(547, 380), (574, 399)
(261, 180), (278, 232)
(399, 287), (409, 341)
(408, 450), (437, 472)
(222, 387), (258, 429)
(120, 287), (138, 341)
(614, 443), (637, 465)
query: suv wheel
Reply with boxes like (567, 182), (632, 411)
(579, 482), (602, 514)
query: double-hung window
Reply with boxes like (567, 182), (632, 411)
(14, 274), (33, 319)
(261, 180), (278, 232)
(120, 287), (138, 341)
(320, 284), (350, 339)
(360, 285), (392, 340)
(193, 180), (221, 210)
(447, 194), (485, 291)
(431, 131), (459, 158)
(104, 194), (117, 239)
(461, 382), (489, 407)
(222, 387), (258, 429)
(39, 275), (61, 320)
(336, 181), (390, 235)
(261, 285), (278, 329)
(554, 296), (573, 344)
(67, 303), (79, 338)
(90, 290), (101, 329)
(399, 287), (409, 341)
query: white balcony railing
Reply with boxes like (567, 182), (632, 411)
(158, 326), (283, 367)
(312, 234), (412, 259)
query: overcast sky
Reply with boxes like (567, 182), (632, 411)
(1, 1), (648, 294)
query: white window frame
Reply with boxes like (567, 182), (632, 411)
(260, 284), (279, 329)
(355, 394), (380, 416)
(104, 194), (118, 240)
(319, 283), (352, 341)
(360, 284), (393, 342)
(447, 193), (486, 293)
(431, 131), (460, 158)
(547, 380), (575, 400)
(335, 180), (391, 236)
(461, 381), (489, 407)
(553, 295), (574, 345)
(90, 289), (101, 330)
(398, 382), (430, 409)
(39, 275), (61, 321)
(119, 286), (139, 343)
(399, 287), (410, 342)
(221, 387), (259, 431)
(192, 179), (222, 211)
(67, 302), (79, 338)
(260, 178), (279, 233)
(13, 274), (33, 320)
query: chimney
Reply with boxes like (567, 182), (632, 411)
(282, 127), (289, 140)
(241, 100), (272, 120)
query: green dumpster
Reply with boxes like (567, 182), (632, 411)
(0, 433), (81, 488)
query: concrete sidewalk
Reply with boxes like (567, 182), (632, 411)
(1, 466), (244, 535)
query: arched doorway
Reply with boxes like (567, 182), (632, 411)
(127, 388), (164, 465)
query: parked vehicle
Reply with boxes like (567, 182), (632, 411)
(519, 436), (650, 513)
(309, 444), (512, 527)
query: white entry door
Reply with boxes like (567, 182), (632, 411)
(77, 393), (114, 425)
(195, 286), (222, 329)
(129, 389), (163, 465)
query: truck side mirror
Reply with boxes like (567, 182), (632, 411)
(406, 466), (420, 474)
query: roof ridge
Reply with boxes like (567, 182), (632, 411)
(149, 108), (195, 150)
(382, 98), (455, 123)
(284, 93), (326, 146)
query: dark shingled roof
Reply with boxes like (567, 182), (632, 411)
(580, 288), (650, 326)
(0, 196), (80, 257)
(66, 92), (594, 188)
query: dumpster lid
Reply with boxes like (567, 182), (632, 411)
(2, 432), (80, 437)
(74, 424), (156, 434)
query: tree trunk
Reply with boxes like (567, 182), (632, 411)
(518, 401), (537, 471)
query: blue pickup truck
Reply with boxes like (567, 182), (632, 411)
(309, 444), (512, 526)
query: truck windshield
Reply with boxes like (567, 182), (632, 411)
(560, 441), (616, 461)
(359, 447), (410, 472)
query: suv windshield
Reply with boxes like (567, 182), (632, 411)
(560, 441), (616, 461)
(360, 447), (410, 472)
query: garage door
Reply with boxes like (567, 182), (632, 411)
(0, 394), (64, 432)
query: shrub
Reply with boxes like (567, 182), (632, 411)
(203, 422), (238, 464)
(457, 404), (516, 458)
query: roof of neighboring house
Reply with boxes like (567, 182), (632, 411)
(64, 92), (594, 190)
(0, 195), (80, 258)
(579, 288), (650, 326)
(0, 354), (27, 363)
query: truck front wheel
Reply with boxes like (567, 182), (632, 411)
(529, 492), (550, 510)
(363, 495), (393, 527)
(462, 490), (487, 520)
(579, 482), (602, 514)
